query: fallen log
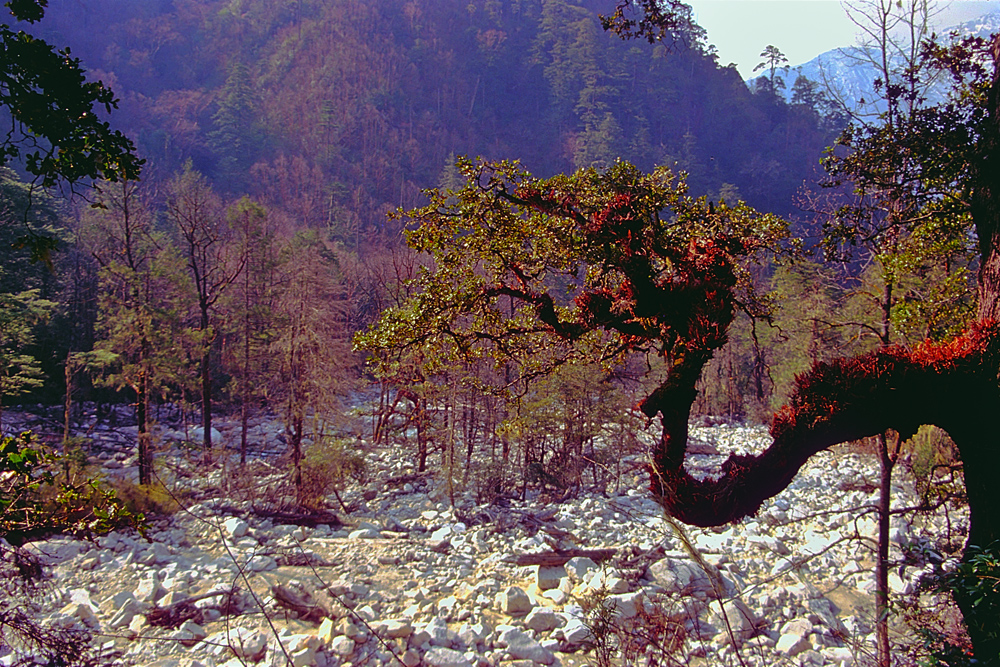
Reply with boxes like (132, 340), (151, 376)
(251, 507), (341, 528)
(511, 548), (617, 567)
(146, 590), (234, 628)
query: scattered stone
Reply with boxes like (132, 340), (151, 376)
(498, 627), (555, 665)
(376, 618), (413, 639)
(247, 554), (277, 571)
(329, 635), (355, 657)
(496, 586), (533, 616)
(646, 558), (718, 597)
(423, 646), (473, 667)
(563, 557), (598, 582)
(349, 527), (382, 539)
(7, 419), (960, 667)
(524, 607), (562, 632)
(587, 569), (629, 594)
(534, 565), (565, 591)
(776, 633), (812, 657)
(542, 588), (568, 605)
(223, 517), (249, 539)
(290, 646), (317, 667)
(134, 576), (165, 604)
(237, 629), (270, 661)
(174, 619), (207, 646)
(457, 621), (491, 647)
(127, 614), (149, 638)
(708, 598), (758, 646)
(607, 590), (645, 619)
(108, 597), (142, 630)
(317, 617), (336, 645)
(59, 602), (99, 629)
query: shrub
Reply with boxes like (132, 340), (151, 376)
(102, 477), (186, 517)
(1, 433), (139, 667)
(1, 432), (143, 544)
(905, 425), (962, 500)
(579, 585), (687, 667)
(468, 458), (509, 504)
(936, 543), (1000, 666)
(298, 437), (366, 510)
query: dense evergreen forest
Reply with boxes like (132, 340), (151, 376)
(2, 0), (849, 417)
(27, 0), (838, 217)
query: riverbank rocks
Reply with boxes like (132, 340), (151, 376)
(523, 607), (562, 633)
(534, 565), (564, 591)
(496, 586), (533, 616)
(646, 557), (720, 597)
(4, 415), (967, 667)
(222, 517), (248, 539)
(423, 646), (473, 667)
(708, 598), (759, 647)
(497, 627), (555, 665)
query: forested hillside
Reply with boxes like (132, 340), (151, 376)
(29, 0), (837, 226)
(5, 0), (1000, 664)
(5, 0), (970, 436)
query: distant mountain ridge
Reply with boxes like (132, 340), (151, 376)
(748, 10), (1000, 113)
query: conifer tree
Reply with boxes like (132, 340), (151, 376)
(167, 166), (243, 462)
(85, 180), (190, 486)
(209, 62), (262, 190)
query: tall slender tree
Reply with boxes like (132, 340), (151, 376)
(167, 166), (244, 462)
(271, 230), (354, 502)
(225, 197), (275, 466)
(85, 180), (189, 486)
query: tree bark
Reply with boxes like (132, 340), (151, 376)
(974, 35), (1000, 323)
(876, 432), (894, 667)
(646, 322), (1000, 660)
(137, 364), (152, 487)
(200, 306), (212, 464)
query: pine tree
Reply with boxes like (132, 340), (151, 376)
(85, 180), (191, 486)
(209, 62), (262, 190)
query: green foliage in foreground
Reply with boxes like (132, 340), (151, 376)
(922, 543), (1000, 666)
(0, 432), (144, 545)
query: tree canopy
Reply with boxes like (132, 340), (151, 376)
(357, 158), (788, 399)
(0, 0), (142, 187)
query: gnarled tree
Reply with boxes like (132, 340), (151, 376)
(358, 156), (1000, 661)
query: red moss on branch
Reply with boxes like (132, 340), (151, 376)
(651, 320), (1000, 527)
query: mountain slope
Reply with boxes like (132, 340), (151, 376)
(749, 10), (1000, 113)
(32, 0), (838, 227)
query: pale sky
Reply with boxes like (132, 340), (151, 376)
(686, 1), (997, 78)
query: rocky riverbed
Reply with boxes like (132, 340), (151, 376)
(2, 416), (969, 667)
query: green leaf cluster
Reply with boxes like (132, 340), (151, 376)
(0, 1), (142, 186)
(356, 157), (788, 404)
(1, 431), (144, 545)
(0, 287), (53, 404)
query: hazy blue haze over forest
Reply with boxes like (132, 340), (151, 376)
(22, 0), (844, 226)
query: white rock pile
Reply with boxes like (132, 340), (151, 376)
(1, 421), (967, 667)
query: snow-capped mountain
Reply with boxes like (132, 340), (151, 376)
(747, 10), (1000, 114)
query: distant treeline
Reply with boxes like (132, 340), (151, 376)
(30, 0), (841, 229)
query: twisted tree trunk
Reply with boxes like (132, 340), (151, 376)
(973, 35), (1000, 324)
(646, 322), (1000, 659)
